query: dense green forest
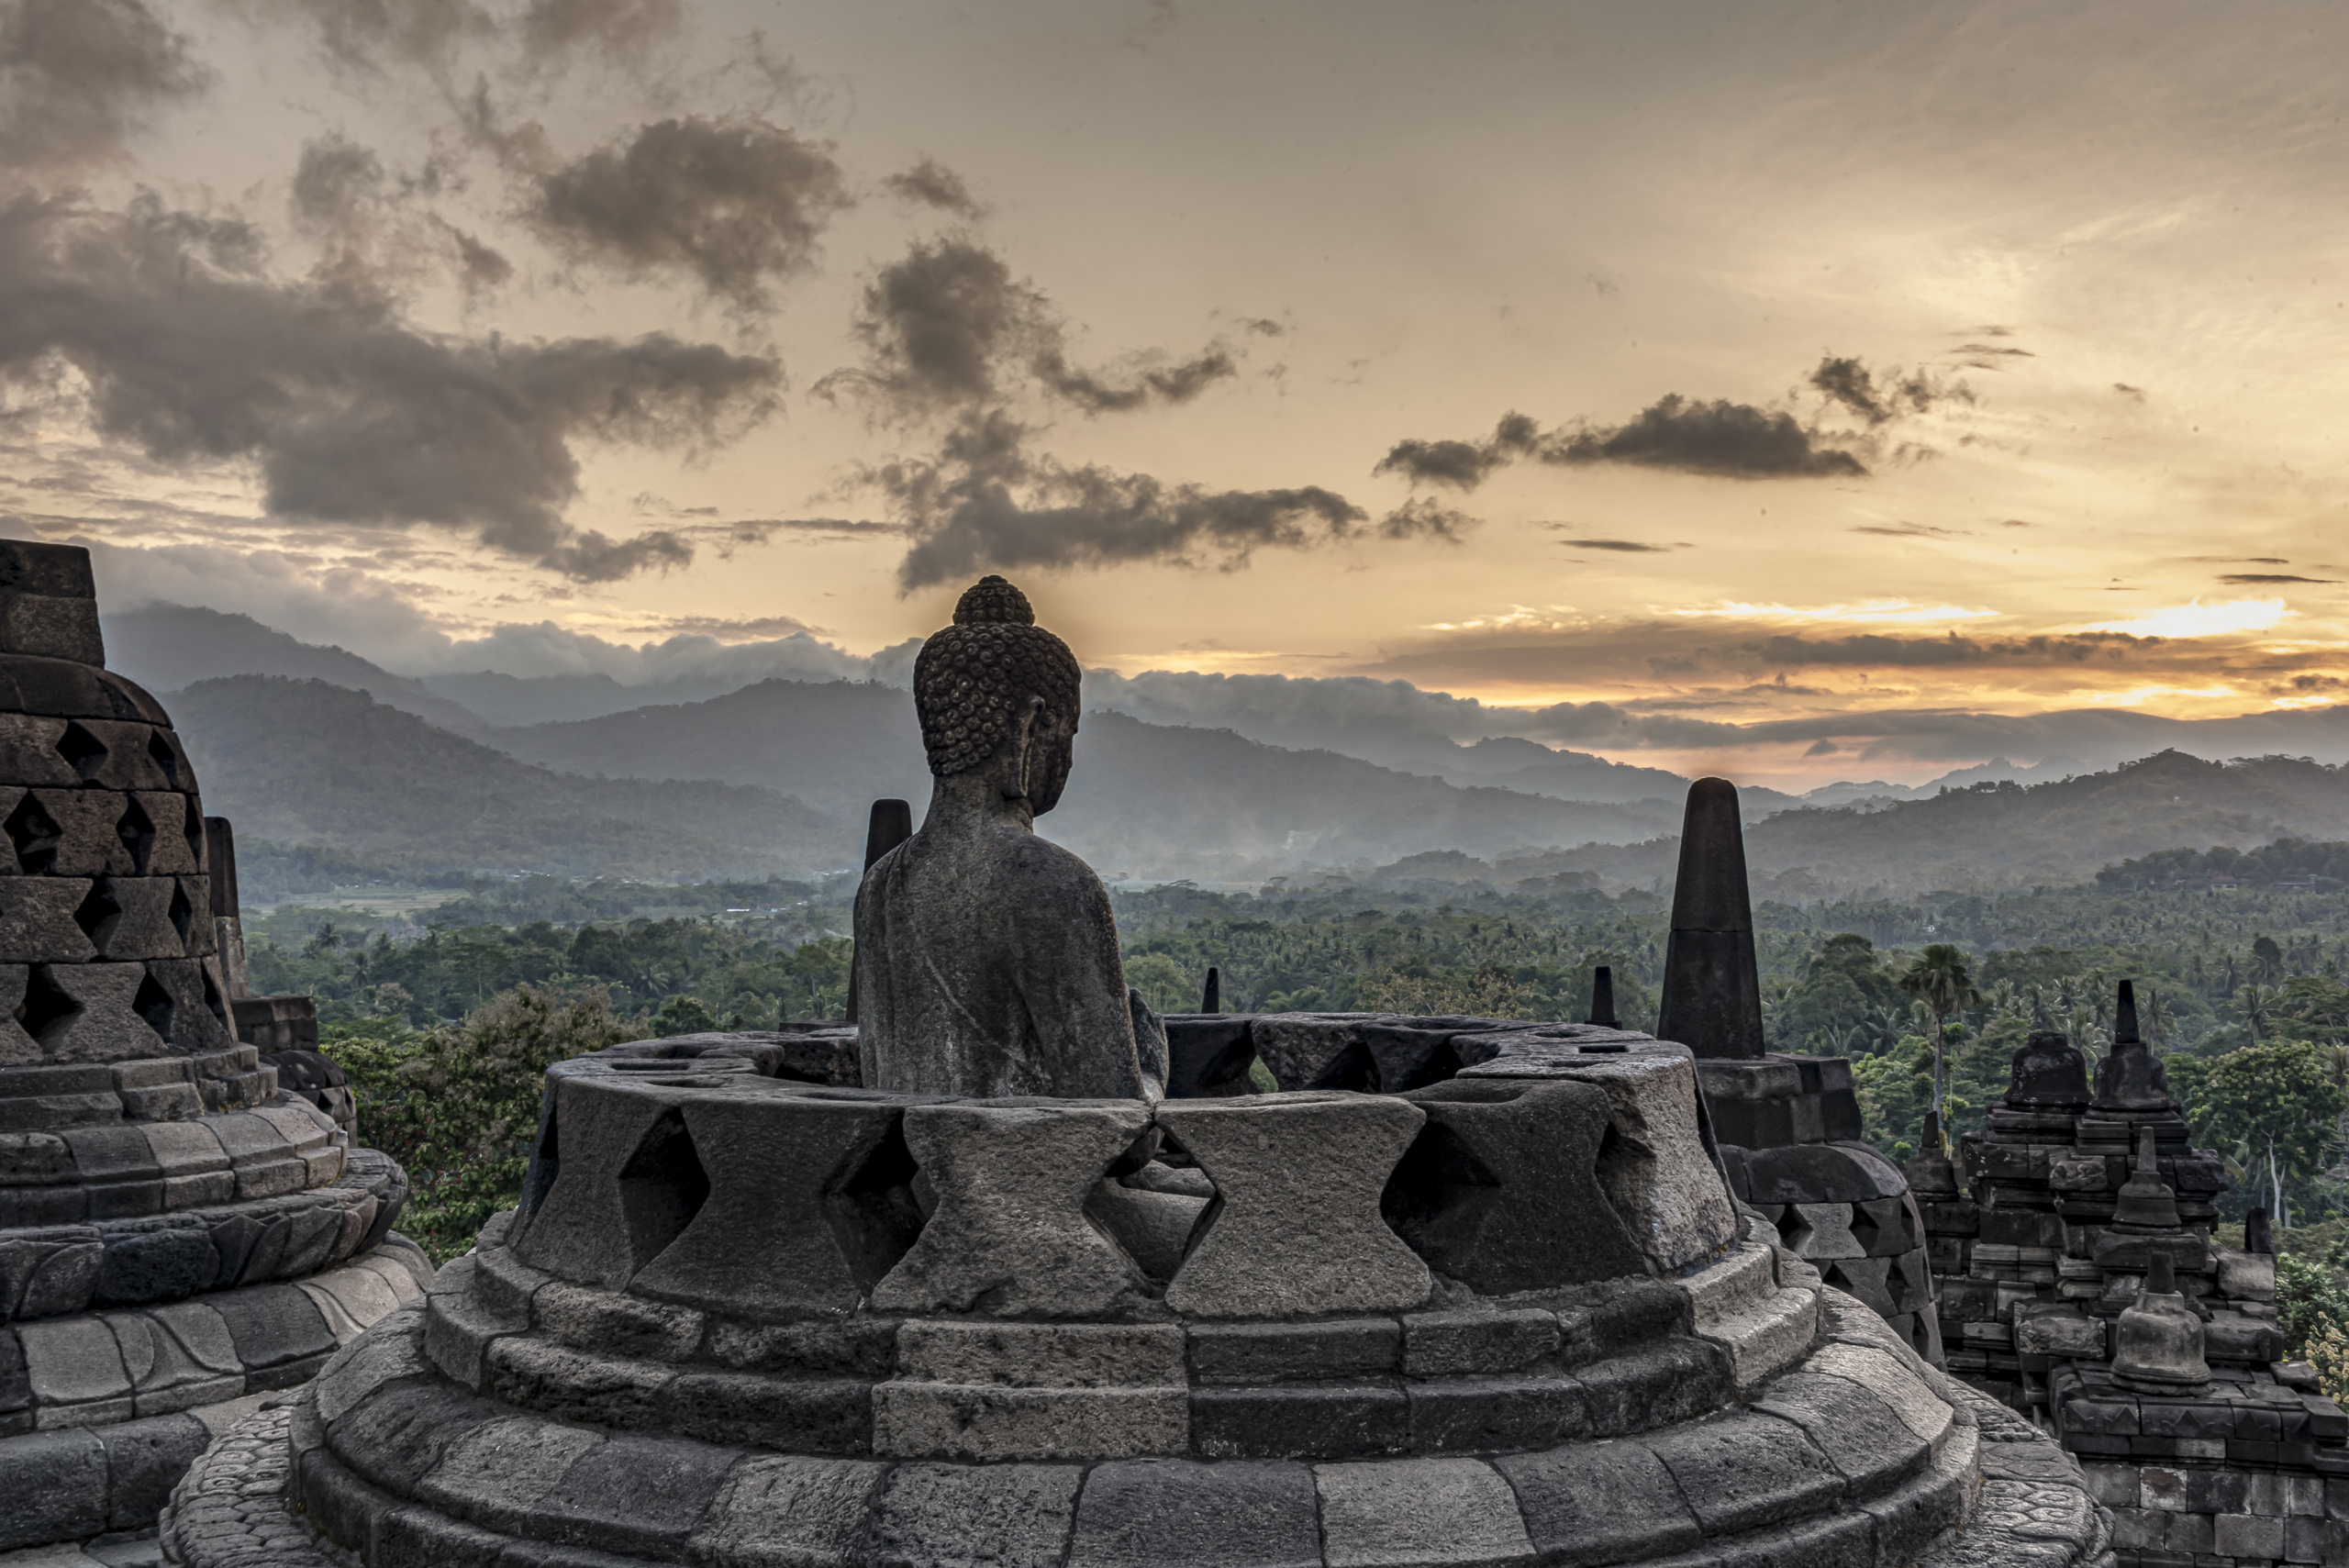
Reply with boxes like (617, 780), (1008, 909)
(270, 848), (2349, 1235)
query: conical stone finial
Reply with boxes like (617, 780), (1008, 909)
(1587, 964), (1620, 1028)
(2114, 978), (2142, 1045)
(2093, 979), (2174, 1112)
(1200, 965), (1221, 1015)
(1655, 777), (1764, 1059)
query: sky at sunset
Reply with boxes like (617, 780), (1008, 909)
(6, 0), (2348, 787)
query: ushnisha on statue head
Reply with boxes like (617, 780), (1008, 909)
(852, 575), (1167, 1100)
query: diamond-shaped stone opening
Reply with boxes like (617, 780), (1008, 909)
(617, 1108), (711, 1274)
(5, 793), (61, 874)
(72, 881), (121, 950)
(184, 806), (206, 875)
(53, 721), (106, 782)
(167, 880), (195, 946)
(519, 1091), (561, 1215)
(1303, 1039), (1379, 1093)
(1380, 1118), (1503, 1255)
(133, 971), (174, 1040)
(16, 967), (79, 1042)
(115, 796), (156, 873)
(199, 962), (228, 1028)
(147, 731), (182, 787)
(825, 1118), (928, 1291)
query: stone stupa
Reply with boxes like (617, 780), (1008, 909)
(159, 577), (2112, 1568)
(0, 540), (428, 1558)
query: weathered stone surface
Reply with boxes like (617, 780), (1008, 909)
(688, 1455), (882, 1568)
(1067, 1458), (1321, 1568)
(1248, 1016), (1375, 1093)
(1784, 1201), (1866, 1260)
(1314, 1456), (1534, 1567)
(872, 1460), (1083, 1568)
(1186, 1318), (1400, 1385)
(1191, 1383), (1409, 1460)
(1385, 1079), (1645, 1293)
(854, 580), (1157, 1102)
(1749, 1370), (1930, 1496)
(1494, 1438), (1706, 1564)
(20, 1314), (131, 1412)
(414, 1415), (603, 1536)
(1402, 1309), (1562, 1378)
(631, 1090), (921, 1318)
(1161, 1092), (1429, 1318)
(877, 1382), (1188, 1462)
(2006, 1030), (2091, 1107)
(139, 959), (236, 1055)
(0, 881), (96, 967)
(1740, 1141), (1905, 1206)
(897, 1321), (1187, 1387)
(529, 1430), (740, 1557)
(873, 1099), (1154, 1318)
(1084, 1182), (1205, 1283)
(1642, 1408), (1844, 1535)
(32, 962), (167, 1064)
(1163, 1016), (1256, 1098)
(1408, 1375), (1589, 1453)
(0, 1427), (106, 1549)
(1467, 1051), (1737, 1276)
(513, 1074), (707, 1292)
(1655, 778), (1765, 1060)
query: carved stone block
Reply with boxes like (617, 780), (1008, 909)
(1161, 1092), (1430, 1318)
(872, 1100), (1154, 1318)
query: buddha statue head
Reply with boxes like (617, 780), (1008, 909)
(911, 574), (1082, 813)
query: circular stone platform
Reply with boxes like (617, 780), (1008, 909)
(160, 1024), (2113, 1566)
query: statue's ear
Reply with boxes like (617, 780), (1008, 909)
(1006, 694), (1046, 799)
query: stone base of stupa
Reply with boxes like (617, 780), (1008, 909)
(156, 1022), (2112, 1568)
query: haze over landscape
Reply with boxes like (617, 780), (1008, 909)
(4, 0), (2346, 816)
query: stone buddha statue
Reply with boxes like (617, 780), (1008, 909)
(853, 575), (1166, 1099)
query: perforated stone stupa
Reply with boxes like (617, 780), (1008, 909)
(0, 540), (428, 1557)
(157, 577), (2113, 1568)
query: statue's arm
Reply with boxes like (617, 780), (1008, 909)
(1014, 851), (1155, 1099)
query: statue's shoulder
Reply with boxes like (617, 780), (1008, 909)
(993, 825), (1111, 894)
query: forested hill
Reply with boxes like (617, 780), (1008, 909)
(170, 677), (843, 880)
(1737, 751), (2349, 894)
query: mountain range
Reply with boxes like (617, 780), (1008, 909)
(98, 603), (2349, 895)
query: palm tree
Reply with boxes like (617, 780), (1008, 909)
(1898, 942), (1985, 1135)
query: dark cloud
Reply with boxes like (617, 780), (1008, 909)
(2114, 382), (2146, 400)
(1374, 435), (1510, 490)
(0, 191), (780, 579)
(444, 223), (512, 294)
(289, 135), (384, 234)
(531, 116), (850, 310)
(1375, 356), (1965, 492)
(1804, 739), (1841, 756)
(1241, 317), (1286, 337)
(1033, 345), (1236, 413)
(1378, 498), (1475, 540)
(1556, 537), (1675, 552)
(1852, 521), (1966, 538)
(1956, 342), (2032, 358)
(882, 158), (984, 219)
(1543, 395), (1866, 478)
(2221, 573), (2338, 584)
(873, 410), (1371, 589)
(1808, 356), (1965, 424)
(826, 236), (1240, 420)
(0, 0), (208, 170)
